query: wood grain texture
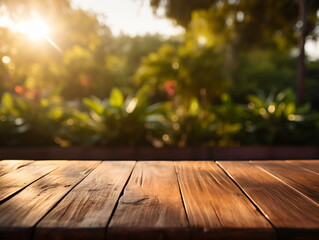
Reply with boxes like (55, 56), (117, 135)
(287, 160), (319, 174)
(107, 161), (189, 240)
(0, 160), (100, 240)
(0, 160), (60, 202)
(175, 161), (274, 240)
(0, 160), (318, 240)
(34, 161), (136, 240)
(0, 160), (34, 177)
(218, 160), (319, 240)
(253, 160), (319, 204)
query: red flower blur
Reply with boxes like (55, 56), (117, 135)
(14, 85), (40, 100)
(164, 80), (177, 97)
(80, 75), (92, 87)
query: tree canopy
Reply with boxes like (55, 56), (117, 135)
(150, 0), (319, 48)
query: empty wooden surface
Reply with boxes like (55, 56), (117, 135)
(251, 160), (319, 204)
(0, 159), (318, 240)
(0, 160), (59, 202)
(287, 159), (319, 174)
(218, 160), (319, 240)
(175, 161), (275, 240)
(35, 161), (135, 240)
(107, 161), (189, 240)
(0, 160), (99, 240)
(0, 160), (34, 177)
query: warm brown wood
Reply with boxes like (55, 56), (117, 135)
(0, 160), (60, 202)
(0, 160), (100, 240)
(287, 160), (319, 174)
(107, 161), (189, 240)
(175, 161), (274, 240)
(0, 160), (318, 240)
(0, 160), (34, 177)
(218, 160), (319, 240)
(34, 161), (136, 240)
(253, 160), (319, 204)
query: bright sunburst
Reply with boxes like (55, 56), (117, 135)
(0, 14), (62, 52)
(16, 18), (50, 40)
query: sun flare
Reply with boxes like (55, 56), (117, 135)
(1, 15), (63, 52)
(17, 19), (50, 40)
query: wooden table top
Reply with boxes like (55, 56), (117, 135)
(0, 160), (318, 240)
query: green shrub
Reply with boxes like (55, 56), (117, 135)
(57, 87), (167, 147)
(0, 92), (68, 146)
(239, 89), (319, 145)
(0, 88), (318, 147)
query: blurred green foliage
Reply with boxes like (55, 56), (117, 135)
(57, 87), (167, 147)
(1, 88), (318, 147)
(0, 91), (68, 146)
(239, 89), (319, 145)
(150, 0), (319, 48)
(231, 49), (296, 99)
(0, 0), (319, 147)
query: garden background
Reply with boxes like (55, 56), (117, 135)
(1, 0), (319, 150)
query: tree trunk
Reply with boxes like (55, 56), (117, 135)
(297, 0), (308, 105)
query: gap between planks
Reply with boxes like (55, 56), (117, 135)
(3, 160), (314, 240)
(34, 161), (136, 240)
(0, 160), (101, 240)
(175, 161), (274, 240)
(217, 160), (319, 240)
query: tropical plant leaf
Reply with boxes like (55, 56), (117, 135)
(109, 88), (124, 108)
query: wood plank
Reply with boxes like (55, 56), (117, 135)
(0, 160), (60, 202)
(218, 161), (319, 240)
(107, 161), (189, 240)
(34, 161), (136, 240)
(0, 160), (34, 177)
(253, 160), (319, 204)
(0, 160), (100, 240)
(287, 160), (319, 174)
(175, 161), (274, 240)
